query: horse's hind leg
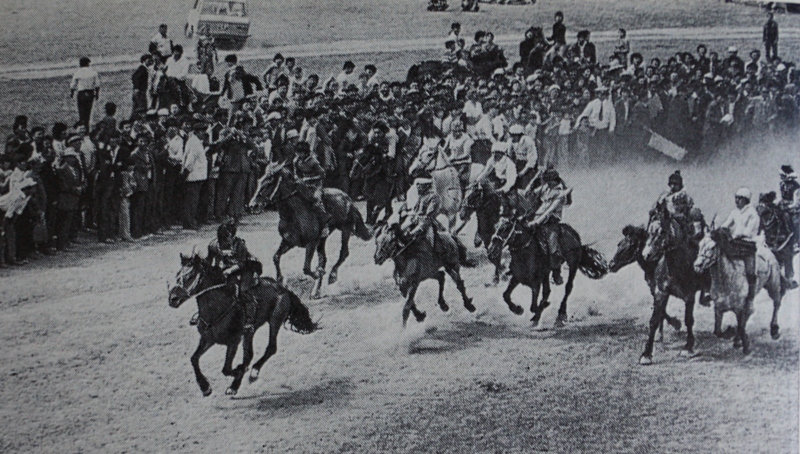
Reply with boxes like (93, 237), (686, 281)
(403, 284), (425, 326)
(191, 336), (215, 397)
(227, 335), (254, 396)
(221, 341), (240, 377)
(640, 293), (668, 365)
(328, 231), (350, 285)
(273, 240), (293, 286)
(554, 263), (578, 328)
(767, 279), (782, 340)
(250, 300), (289, 383)
(310, 240), (327, 299)
(436, 270), (450, 312)
(737, 309), (751, 355)
(502, 276), (524, 315)
(445, 266), (475, 313)
(682, 296), (696, 355)
(530, 282), (544, 327)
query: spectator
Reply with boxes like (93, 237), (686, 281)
(763, 11), (779, 61)
(70, 57), (100, 128)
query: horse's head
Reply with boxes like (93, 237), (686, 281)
(756, 191), (778, 226)
(487, 217), (522, 263)
(642, 201), (674, 262)
(374, 223), (402, 265)
(609, 225), (647, 272)
(248, 161), (287, 210)
(694, 233), (718, 274)
(168, 249), (207, 308)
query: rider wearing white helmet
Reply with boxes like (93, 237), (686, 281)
(720, 187), (761, 307)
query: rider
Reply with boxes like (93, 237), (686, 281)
(292, 141), (331, 238)
(475, 141), (517, 217)
(207, 220), (260, 334)
(656, 170), (694, 217)
(779, 165), (800, 251)
(507, 124), (538, 190)
(525, 168), (571, 285)
(719, 187), (761, 309)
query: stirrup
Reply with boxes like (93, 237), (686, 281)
(189, 313), (199, 326)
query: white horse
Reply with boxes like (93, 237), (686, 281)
(694, 230), (785, 355)
(407, 138), (462, 230)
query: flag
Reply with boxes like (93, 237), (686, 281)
(647, 130), (687, 161)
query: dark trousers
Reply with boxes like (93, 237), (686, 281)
(215, 172), (246, 219)
(56, 210), (76, 250)
(77, 90), (95, 128)
(97, 186), (119, 241)
(200, 178), (217, 223)
(765, 41), (778, 61)
(132, 89), (148, 118)
(130, 192), (147, 238)
(163, 165), (182, 226)
(183, 180), (203, 229)
(589, 129), (613, 165)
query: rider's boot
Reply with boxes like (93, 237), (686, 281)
(552, 267), (564, 286)
(744, 254), (758, 307)
(551, 253), (564, 286)
(313, 203), (332, 238)
(699, 270), (713, 306)
(241, 292), (258, 335)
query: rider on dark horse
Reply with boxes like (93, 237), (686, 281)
(207, 220), (261, 334)
(779, 165), (800, 252)
(720, 187), (761, 310)
(524, 168), (571, 285)
(475, 142), (517, 217)
(292, 141), (331, 238)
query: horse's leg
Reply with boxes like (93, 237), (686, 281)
(310, 240), (327, 299)
(221, 341), (240, 377)
(681, 295), (696, 355)
(640, 293), (668, 365)
(190, 336), (215, 397)
(227, 334), (254, 396)
(767, 279), (782, 340)
(502, 276), (524, 315)
(403, 284), (425, 326)
(436, 270), (450, 312)
(328, 231), (350, 285)
(273, 239), (293, 286)
(554, 262), (579, 328)
(530, 281), (544, 327)
(445, 266), (475, 312)
(250, 296), (290, 382)
(737, 309), (751, 355)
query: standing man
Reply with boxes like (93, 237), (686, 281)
(150, 24), (173, 61)
(576, 86), (616, 164)
(215, 125), (251, 220)
(131, 54), (153, 118)
(70, 57), (100, 128)
(763, 11), (779, 61)
(181, 122), (208, 230)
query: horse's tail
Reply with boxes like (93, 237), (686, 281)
(350, 205), (373, 240)
(286, 291), (318, 334)
(579, 245), (609, 279)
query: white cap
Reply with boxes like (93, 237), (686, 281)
(492, 68), (505, 76)
(286, 129), (299, 139)
(776, 63), (787, 72)
(727, 46), (738, 53)
(735, 187), (752, 200)
(267, 111), (282, 121)
(509, 124), (524, 135)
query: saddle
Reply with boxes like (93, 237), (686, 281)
(710, 228), (756, 260)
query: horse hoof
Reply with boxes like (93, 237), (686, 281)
(509, 304), (524, 316)
(530, 317), (539, 327)
(415, 311), (427, 323)
(639, 355), (653, 366)
(742, 346), (752, 355)
(678, 349), (694, 358)
(202, 388), (213, 397)
(249, 368), (260, 383)
(540, 301), (551, 310)
(328, 273), (338, 285)
(771, 326), (780, 340)
(474, 238), (483, 248)
(553, 318), (565, 329)
(733, 341), (742, 349)
(464, 298), (476, 313)
(311, 292), (323, 300)
(438, 300), (450, 312)
(225, 387), (237, 396)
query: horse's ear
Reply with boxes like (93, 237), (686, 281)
(191, 244), (199, 257)
(622, 225), (635, 237)
(709, 214), (716, 232)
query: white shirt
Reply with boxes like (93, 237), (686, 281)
(70, 67), (100, 92)
(577, 98), (616, 132)
(151, 33), (172, 56)
(336, 71), (355, 93)
(182, 134), (208, 182)
(463, 100), (483, 123)
(166, 55), (190, 79)
(444, 134), (474, 164)
(492, 114), (508, 141)
(721, 204), (760, 240)
(80, 137), (97, 173)
(366, 74), (380, 90)
(472, 114), (495, 142)
(167, 134), (187, 163)
(508, 136), (538, 169)
(478, 154), (517, 192)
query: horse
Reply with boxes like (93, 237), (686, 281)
(408, 138), (462, 230)
(757, 192), (797, 289)
(694, 228), (784, 354)
(486, 217), (608, 327)
(249, 162), (373, 299)
(460, 183), (504, 284)
(608, 225), (688, 340)
(349, 145), (395, 225)
(633, 201), (705, 365)
(168, 252), (317, 397)
(374, 223), (476, 326)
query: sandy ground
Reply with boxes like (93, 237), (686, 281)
(1, 135), (798, 452)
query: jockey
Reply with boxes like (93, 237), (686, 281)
(526, 168), (572, 285)
(207, 220), (260, 334)
(443, 120), (474, 195)
(507, 124), (538, 189)
(720, 187), (761, 308)
(657, 170), (705, 243)
(779, 165), (800, 250)
(475, 142), (517, 216)
(292, 141), (331, 238)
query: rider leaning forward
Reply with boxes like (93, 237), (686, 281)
(292, 141), (332, 238)
(524, 168), (572, 285)
(475, 141), (517, 216)
(207, 219), (260, 334)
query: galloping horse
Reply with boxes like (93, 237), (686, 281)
(168, 252), (317, 396)
(374, 223), (476, 326)
(408, 138), (462, 230)
(460, 183), (504, 284)
(694, 228), (784, 355)
(249, 162), (372, 298)
(487, 218), (608, 326)
(349, 144), (395, 225)
(634, 201), (704, 364)
(757, 192), (797, 289)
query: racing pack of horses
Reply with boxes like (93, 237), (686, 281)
(167, 155), (796, 395)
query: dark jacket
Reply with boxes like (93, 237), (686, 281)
(56, 155), (85, 210)
(132, 64), (149, 91)
(764, 19), (779, 43)
(217, 132), (252, 173)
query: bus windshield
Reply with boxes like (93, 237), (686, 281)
(200, 2), (247, 17)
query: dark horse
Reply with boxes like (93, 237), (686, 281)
(460, 184), (504, 285)
(487, 218), (608, 327)
(757, 192), (797, 289)
(249, 162), (373, 299)
(374, 223), (476, 326)
(350, 145), (395, 225)
(611, 201), (704, 365)
(168, 252), (317, 396)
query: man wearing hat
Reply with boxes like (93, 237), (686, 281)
(763, 11), (779, 61)
(720, 187), (761, 308)
(55, 135), (86, 251)
(507, 124), (538, 189)
(576, 86), (616, 164)
(525, 168), (572, 285)
(779, 165), (800, 251)
(722, 46), (745, 78)
(292, 142), (331, 237)
(476, 142), (517, 216)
